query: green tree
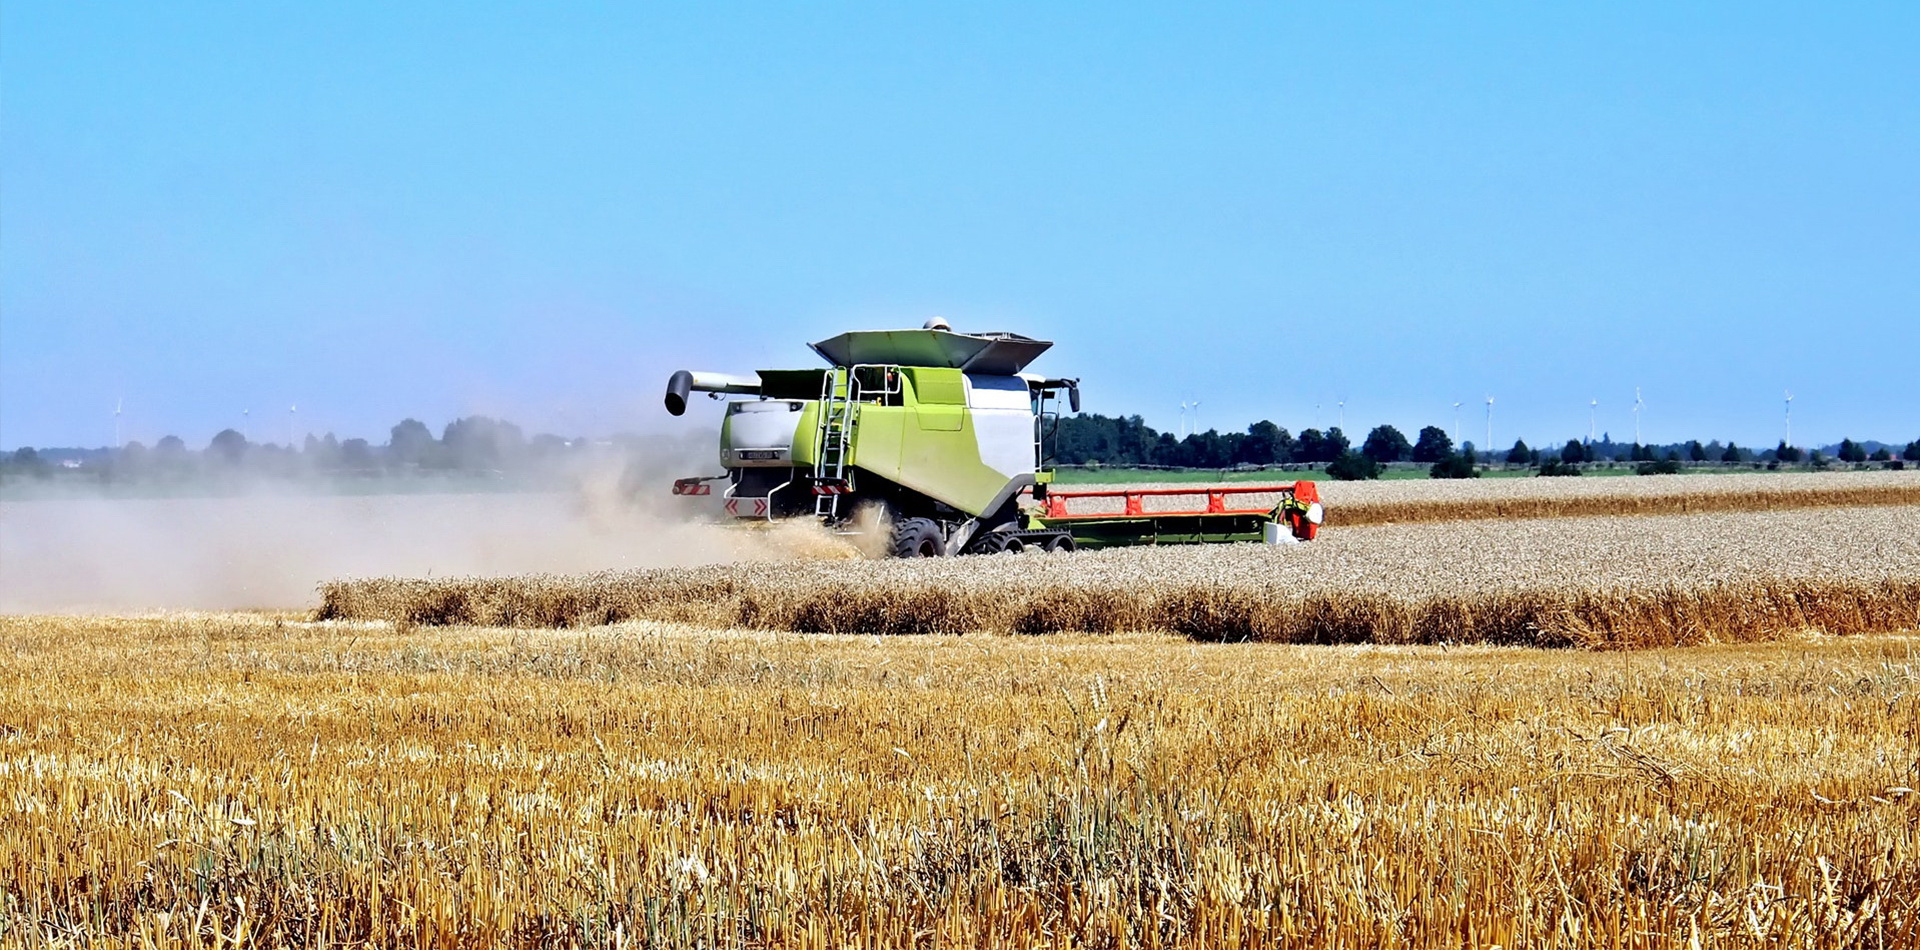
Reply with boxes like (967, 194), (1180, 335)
(1776, 441), (1803, 463)
(1906, 440), (1920, 462)
(208, 429), (249, 464)
(1430, 452), (1480, 479)
(1361, 425), (1412, 464)
(1561, 439), (1586, 464)
(442, 416), (526, 470)
(1837, 439), (1868, 463)
(389, 418), (437, 468)
(1687, 440), (1708, 462)
(1295, 429), (1334, 464)
(1326, 451), (1382, 480)
(1505, 439), (1531, 465)
(1240, 421), (1285, 465)
(1411, 426), (1453, 463)
(1721, 442), (1743, 463)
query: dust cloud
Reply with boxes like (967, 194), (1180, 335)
(0, 455), (862, 614)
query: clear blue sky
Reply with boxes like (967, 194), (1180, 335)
(5, 2), (1916, 451)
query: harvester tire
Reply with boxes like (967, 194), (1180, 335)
(1044, 534), (1076, 553)
(966, 532), (1009, 556)
(889, 518), (947, 558)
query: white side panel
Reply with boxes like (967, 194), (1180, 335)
(965, 374), (1033, 411)
(965, 374), (1039, 480)
(971, 409), (1037, 480)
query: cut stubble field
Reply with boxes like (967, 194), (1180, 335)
(3, 614), (1918, 947)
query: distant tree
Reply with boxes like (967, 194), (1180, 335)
(4, 446), (50, 479)
(1837, 439), (1868, 464)
(1324, 427), (1351, 461)
(1630, 443), (1652, 462)
(1361, 425), (1412, 464)
(1809, 449), (1831, 470)
(1240, 421), (1283, 465)
(1537, 458), (1582, 477)
(1295, 429), (1330, 464)
(340, 438), (376, 470)
(1636, 458), (1682, 475)
(1411, 426), (1453, 463)
(1561, 439), (1587, 464)
(442, 416), (526, 470)
(1869, 447), (1893, 462)
(1721, 442), (1743, 463)
(1687, 440), (1708, 462)
(1505, 439), (1532, 465)
(1459, 441), (1477, 463)
(1907, 440), (1920, 462)
(389, 418), (437, 468)
(208, 429), (249, 464)
(1430, 452), (1480, 479)
(1776, 441), (1804, 463)
(1326, 451), (1382, 480)
(155, 435), (187, 455)
(1267, 425), (1297, 464)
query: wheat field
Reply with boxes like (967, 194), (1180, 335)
(320, 506), (1920, 647)
(1068, 470), (1920, 527)
(3, 612), (1917, 947)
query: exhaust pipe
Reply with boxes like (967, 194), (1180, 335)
(665, 370), (762, 415)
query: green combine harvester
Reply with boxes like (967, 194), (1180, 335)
(665, 320), (1323, 556)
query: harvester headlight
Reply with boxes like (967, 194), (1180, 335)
(1306, 503), (1324, 526)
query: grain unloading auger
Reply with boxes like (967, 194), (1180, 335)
(664, 320), (1324, 557)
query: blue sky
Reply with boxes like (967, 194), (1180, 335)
(4, 2), (1916, 451)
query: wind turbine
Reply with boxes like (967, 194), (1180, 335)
(113, 399), (123, 449)
(1783, 390), (1793, 447)
(1452, 401), (1463, 445)
(1588, 399), (1598, 445)
(1484, 396), (1494, 459)
(1632, 388), (1644, 447)
(289, 404), (298, 449)
(1336, 400), (1345, 431)
(1179, 400), (1201, 438)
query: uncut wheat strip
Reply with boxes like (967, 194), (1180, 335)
(1071, 471), (1920, 525)
(316, 507), (1920, 647)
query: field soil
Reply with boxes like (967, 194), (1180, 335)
(3, 613), (1915, 947)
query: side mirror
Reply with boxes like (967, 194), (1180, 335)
(1068, 383), (1081, 414)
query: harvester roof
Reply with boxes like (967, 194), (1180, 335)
(809, 328), (1052, 375)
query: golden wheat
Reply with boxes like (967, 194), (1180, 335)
(1072, 470), (1920, 526)
(319, 506), (1920, 647)
(3, 613), (1917, 947)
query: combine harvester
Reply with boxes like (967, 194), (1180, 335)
(664, 320), (1323, 557)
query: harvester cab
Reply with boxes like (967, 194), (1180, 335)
(664, 321), (1322, 556)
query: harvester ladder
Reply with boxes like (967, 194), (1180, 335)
(813, 367), (856, 519)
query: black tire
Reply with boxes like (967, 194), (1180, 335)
(888, 517), (947, 558)
(965, 531), (1009, 556)
(1044, 534), (1076, 553)
(1001, 535), (1028, 554)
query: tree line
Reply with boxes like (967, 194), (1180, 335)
(5, 410), (1915, 486)
(1053, 414), (1918, 479)
(1, 416), (604, 484)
